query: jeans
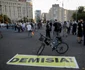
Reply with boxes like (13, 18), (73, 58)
(28, 31), (32, 37)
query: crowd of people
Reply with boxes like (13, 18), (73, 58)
(45, 19), (85, 46)
(0, 19), (85, 46)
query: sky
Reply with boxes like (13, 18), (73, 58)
(32, 0), (85, 12)
(32, 0), (85, 18)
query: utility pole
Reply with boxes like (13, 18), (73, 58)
(76, 1), (79, 22)
(76, 8), (78, 21)
(56, 0), (64, 22)
(62, 2), (64, 23)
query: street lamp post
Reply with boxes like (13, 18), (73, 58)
(76, 8), (78, 21)
(62, 2), (64, 23)
(76, 1), (79, 22)
(56, 0), (64, 22)
(57, 0), (70, 22)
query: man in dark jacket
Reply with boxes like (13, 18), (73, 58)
(46, 21), (51, 38)
(72, 21), (77, 35)
(77, 19), (83, 44)
(53, 19), (61, 38)
(83, 21), (85, 45)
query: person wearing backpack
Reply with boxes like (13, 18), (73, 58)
(53, 19), (61, 38)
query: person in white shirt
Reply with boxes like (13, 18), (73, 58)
(22, 23), (26, 31)
(26, 23), (32, 37)
(66, 21), (70, 35)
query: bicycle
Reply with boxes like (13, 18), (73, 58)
(37, 33), (69, 55)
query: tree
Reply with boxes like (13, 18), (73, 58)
(72, 13), (76, 20)
(72, 6), (85, 21)
(28, 19), (34, 22)
(23, 17), (28, 22)
(78, 6), (84, 13)
(4, 15), (11, 23)
(18, 17), (28, 22)
(0, 14), (11, 23)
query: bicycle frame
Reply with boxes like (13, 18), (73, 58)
(37, 33), (69, 55)
(39, 33), (62, 48)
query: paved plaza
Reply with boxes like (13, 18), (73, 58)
(0, 27), (85, 70)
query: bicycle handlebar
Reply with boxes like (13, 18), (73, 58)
(39, 33), (62, 42)
(40, 33), (51, 40)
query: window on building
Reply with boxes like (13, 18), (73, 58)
(13, 6), (15, 17)
(9, 6), (11, 18)
(5, 5), (7, 14)
(23, 7), (25, 17)
(17, 7), (21, 18)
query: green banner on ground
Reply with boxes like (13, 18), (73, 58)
(7, 54), (79, 68)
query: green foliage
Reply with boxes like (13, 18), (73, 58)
(18, 17), (34, 23)
(28, 19), (34, 22)
(72, 6), (85, 21)
(78, 6), (84, 13)
(72, 13), (77, 20)
(77, 13), (85, 20)
(0, 14), (11, 23)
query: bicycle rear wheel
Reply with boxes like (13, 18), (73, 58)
(55, 42), (69, 54)
(37, 43), (45, 55)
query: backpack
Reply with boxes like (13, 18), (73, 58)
(46, 23), (51, 31)
(56, 22), (61, 31)
(53, 22), (61, 32)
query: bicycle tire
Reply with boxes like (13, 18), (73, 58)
(37, 43), (45, 55)
(55, 42), (69, 54)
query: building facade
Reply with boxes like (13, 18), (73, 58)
(41, 13), (47, 23)
(46, 4), (75, 22)
(35, 10), (41, 23)
(0, 0), (33, 22)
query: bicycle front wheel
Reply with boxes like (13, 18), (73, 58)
(37, 43), (45, 55)
(55, 42), (69, 54)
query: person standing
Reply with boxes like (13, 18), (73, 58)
(49, 21), (52, 31)
(46, 21), (51, 38)
(26, 23), (32, 38)
(62, 21), (68, 37)
(6, 24), (9, 29)
(22, 22), (26, 31)
(77, 19), (83, 44)
(72, 21), (77, 35)
(66, 21), (70, 35)
(83, 21), (85, 46)
(53, 19), (61, 38)
(14, 23), (16, 31)
(16, 23), (21, 32)
(0, 31), (3, 38)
